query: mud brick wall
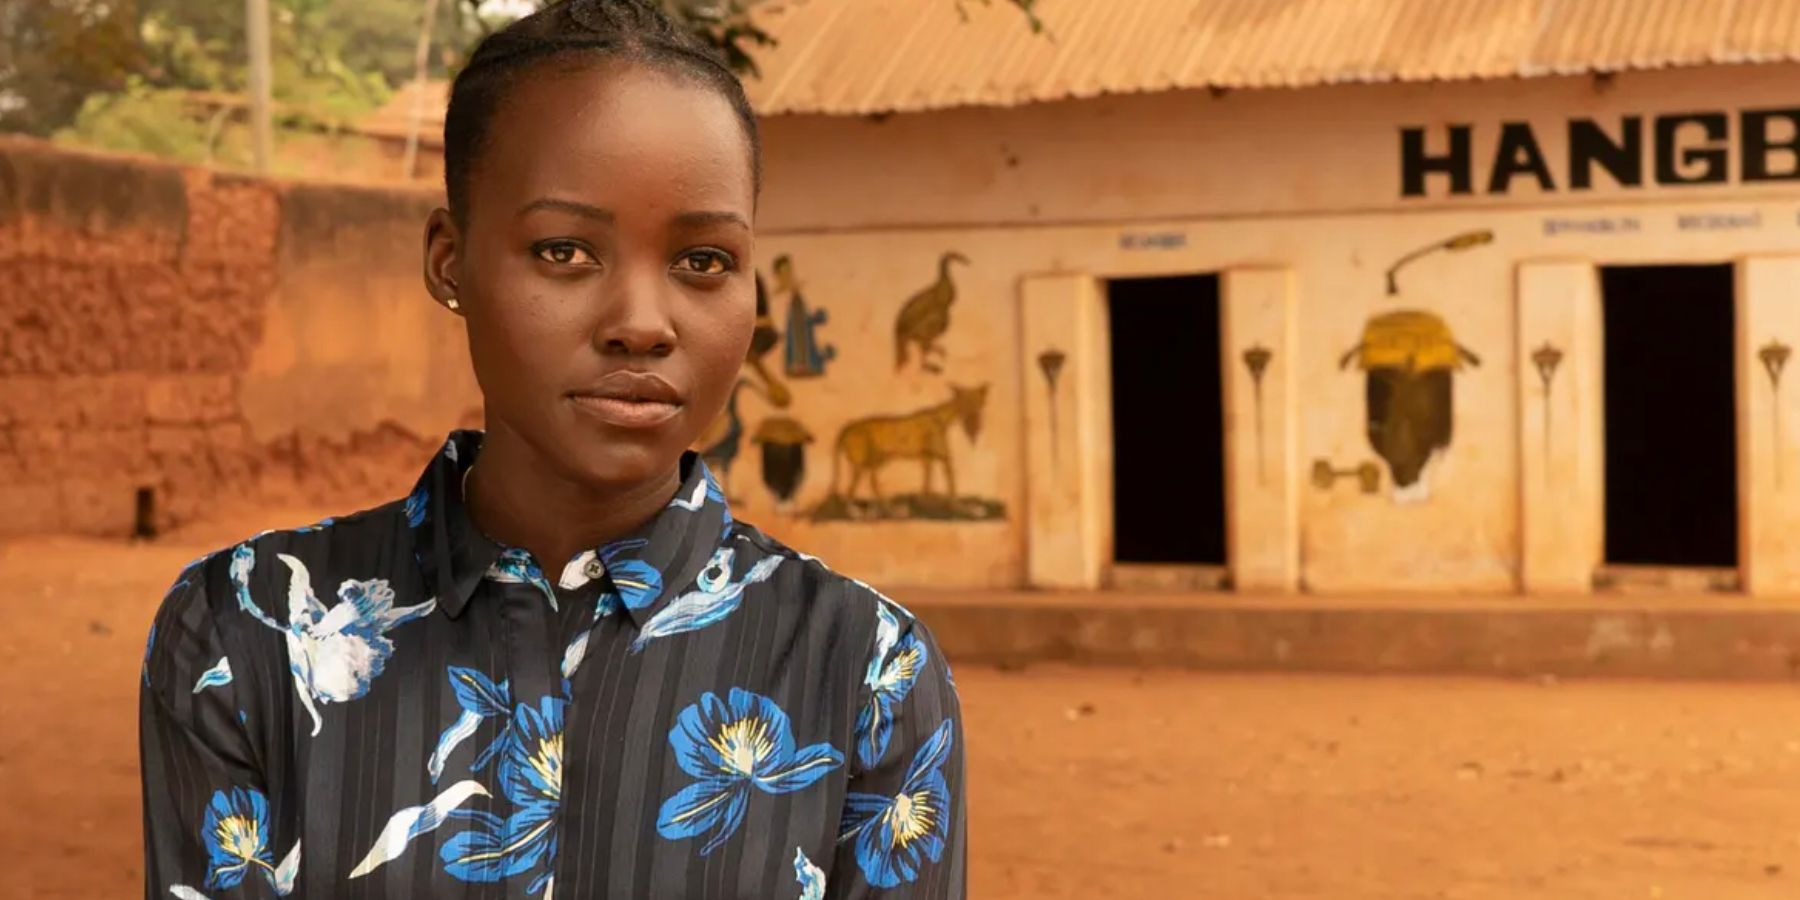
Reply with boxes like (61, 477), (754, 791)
(0, 139), (479, 538)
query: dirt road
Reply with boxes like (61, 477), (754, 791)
(5, 530), (1800, 898)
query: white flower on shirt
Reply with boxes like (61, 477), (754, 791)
(273, 554), (436, 736)
(229, 542), (435, 737)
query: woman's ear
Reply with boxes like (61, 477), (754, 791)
(423, 208), (463, 313)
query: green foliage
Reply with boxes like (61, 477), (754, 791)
(1, 0), (145, 135)
(672, 1), (779, 79)
(320, 0), (468, 87)
(21, 0), (1041, 162)
(45, 0), (477, 160)
(135, 0), (398, 111)
(55, 79), (216, 163)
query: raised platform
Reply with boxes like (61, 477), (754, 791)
(890, 588), (1800, 681)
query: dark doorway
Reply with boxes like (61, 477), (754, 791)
(1108, 274), (1226, 564)
(1602, 264), (1737, 568)
(134, 487), (158, 540)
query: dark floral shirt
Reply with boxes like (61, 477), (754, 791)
(140, 430), (965, 899)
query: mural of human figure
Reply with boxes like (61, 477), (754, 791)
(776, 256), (835, 378)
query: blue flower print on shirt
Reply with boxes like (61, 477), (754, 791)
(428, 666), (515, 784)
(668, 477), (707, 511)
(593, 538), (663, 611)
(442, 695), (565, 896)
(630, 548), (783, 653)
(142, 623), (157, 687)
(202, 788), (270, 890)
(192, 656), (233, 694)
(839, 720), (955, 889)
(553, 545), (626, 684)
(794, 847), (826, 900)
(486, 548), (559, 612)
(667, 465), (732, 532)
(147, 556), (209, 687)
(348, 780), (491, 881)
(230, 545), (271, 628)
(201, 787), (300, 895)
(404, 486), (428, 528)
(560, 587), (623, 680)
(657, 688), (844, 856)
(865, 602), (903, 689)
(854, 628), (927, 769)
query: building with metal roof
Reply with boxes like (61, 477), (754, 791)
(369, 2), (1800, 599)
(745, 0), (1800, 114)
(717, 0), (1800, 601)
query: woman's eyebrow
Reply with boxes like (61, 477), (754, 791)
(518, 198), (615, 221)
(673, 210), (750, 230)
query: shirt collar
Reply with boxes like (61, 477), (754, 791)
(411, 429), (734, 628)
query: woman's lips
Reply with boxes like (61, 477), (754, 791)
(568, 370), (684, 429)
(568, 394), (682, 429)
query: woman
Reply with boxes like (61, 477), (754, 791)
(139, 2), (964, 896)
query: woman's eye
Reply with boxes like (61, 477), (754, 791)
(533, 241), (599, 267)
(676, 250), (733, 276)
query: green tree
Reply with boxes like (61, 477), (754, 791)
(3, 0), (471, 139)
(21, 0), (1037, 163)
(132, 0), (464, 113)
(45, 0), (478, 165)
(0, 0), (144, 136)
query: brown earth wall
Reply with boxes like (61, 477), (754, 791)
(0, 138), (480, 538)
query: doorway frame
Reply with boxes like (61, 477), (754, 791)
(1517, 254), (1800, 596)
(1106, 272), (1230, 589)
(1018, 266), (1298, 592)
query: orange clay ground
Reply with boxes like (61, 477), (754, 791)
(6, 518), (1800, 899)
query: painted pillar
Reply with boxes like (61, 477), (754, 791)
(1020, 273), (1112, 589)
(1737, 256), (1800, 596)
(1221, 268), (1298, 592)
(1515, 260), (1604, 594)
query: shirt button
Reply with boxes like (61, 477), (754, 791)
(584, 557), (606, 580)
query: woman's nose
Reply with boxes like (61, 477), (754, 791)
(594, 275), (677, 357)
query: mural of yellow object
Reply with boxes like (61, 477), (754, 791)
(1339, 310), (1481, 496)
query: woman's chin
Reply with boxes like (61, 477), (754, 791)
(557, 427), (690, 489)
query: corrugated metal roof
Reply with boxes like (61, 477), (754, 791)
(362, 80), (452, 144)
(744, 0), (1800, 115)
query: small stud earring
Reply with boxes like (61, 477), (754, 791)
(446, 296), (460, 311)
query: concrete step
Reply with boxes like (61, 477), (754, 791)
(890, 589), (1800, 681)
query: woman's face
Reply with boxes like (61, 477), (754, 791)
(426, 59), (756, 489)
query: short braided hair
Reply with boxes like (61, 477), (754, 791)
(442, 0), (762, 223)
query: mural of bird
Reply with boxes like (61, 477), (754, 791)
(701, 378), (755, 501)
(697, 273), (789, 499)
(895, 251), (970, 374)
